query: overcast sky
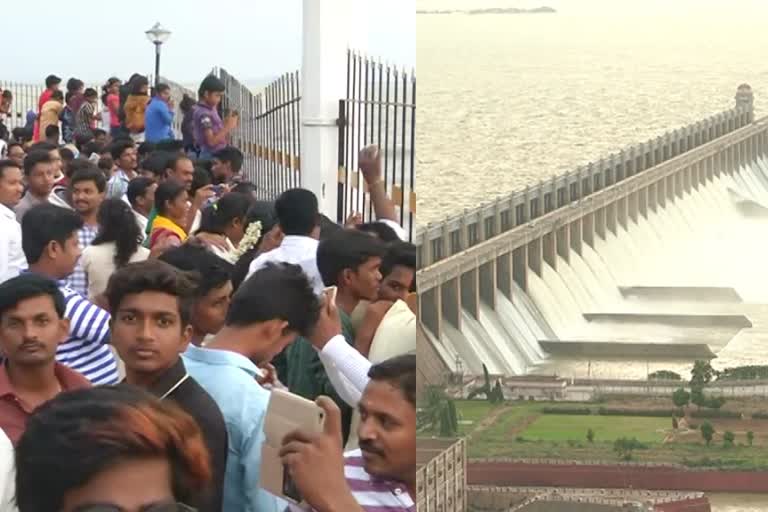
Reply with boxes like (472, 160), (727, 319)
(3, 0), (414, 86)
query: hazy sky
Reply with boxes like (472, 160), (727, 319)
(3, 0), (414, 85)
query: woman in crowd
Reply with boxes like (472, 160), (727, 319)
(231, 201), (282, 290)
(15, 386), (211, 512)
(81, 198), (150, 300)
(124, 75), (150, 142)
(195, 192), (254, 263)
(150, 180), (190, 250)
(102, 77), (122, 138)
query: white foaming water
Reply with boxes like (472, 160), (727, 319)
(497, 292), (547, 362)
(555, 255), (597, 312)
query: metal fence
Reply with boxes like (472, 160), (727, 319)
(337, 50), (416, 239)
(214, 68), (301, 201)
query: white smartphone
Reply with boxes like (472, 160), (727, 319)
(260, 389), (325, 503)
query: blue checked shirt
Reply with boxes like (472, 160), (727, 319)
(61, 224), (99, 297)
(106, 170), (130, 200)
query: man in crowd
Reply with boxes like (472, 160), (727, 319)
(212, 145), (244, 185)
(6, 142), (24, 168)
(29, 142), (64, 185)
(21, 204), (119, 384)
(193, 75), (239, 159)
(33, 74), (61, 142)
(62, 167), (106, 297)
(281, 354), (417, 512)
(165, 154), (214, 234)
(247, 188), (324, 294)
(159, 243), (234, 346)
(0, 159), (26, 283)
(145, 83), (175, 143)
(183, 263), (322, 512)
(126, 176), (156, 236)
(288, 229), (386, 443)
(105, 260), (228, 512)
(0, 273), (91, 444)
(105, 139), (138, 199)
(15, 150), (55, 222)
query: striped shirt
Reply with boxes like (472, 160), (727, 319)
(288, 449), (414, 512)
(61, 224), (99, 297)
(56, 286), (119, 385)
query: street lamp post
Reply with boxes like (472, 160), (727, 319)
(145, 22), (171, 87)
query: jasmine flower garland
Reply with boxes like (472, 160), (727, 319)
(232, 221), (263, 260)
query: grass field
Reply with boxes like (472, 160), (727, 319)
(522, 415), (668, 443)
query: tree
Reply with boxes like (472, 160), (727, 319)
(690, 388), (706, 409)
(707, 396), (726, 410)
(672, 416), (679, 430)
(700, 422), (715, 446)
(613, 437), (644, 461)
(690, 360), (717, 387)
(649, 370), (682, 381)
(418, 386), (459, 437)
(747, 431), (755, 446)
(723, 430), (735, 447)
(672, 388), (690, 409)
(587, 428), (595, 443)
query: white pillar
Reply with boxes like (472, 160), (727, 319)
(301, 0), (349, 218)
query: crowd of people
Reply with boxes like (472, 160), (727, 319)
(0, 73), (418, 512)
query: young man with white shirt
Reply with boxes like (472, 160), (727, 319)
(247, 188), (324, 294)
(105, 140), (137, 199)
(14, 150), (55, 223)
(0, 159), (26, 283)
(126, 176), (156, 237)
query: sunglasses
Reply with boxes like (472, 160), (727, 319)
(71, 503), (196, 512)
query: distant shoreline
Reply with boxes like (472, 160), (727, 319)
(417, 6), (556, 15)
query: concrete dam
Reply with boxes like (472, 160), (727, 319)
(415, 85), (768, 380)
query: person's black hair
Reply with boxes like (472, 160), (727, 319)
(319, 213), (343, 241)
(82, 140), (104, 158)
(317, 228), (387, 287)
(155, 180), (187, 216)
(0, 273), (66, 320)
(180, 94), (196, 113)
(126, 176), (156, 208)
(155, 139), (185, 153)
(45, 124), (63, 138)
(198, 192), (253, 235)
(198, 74), (225, 98)
(83, 88), (98, 99)
(12, 127), (33, 143)
(58, 147), (74, 166)
(101, 77), (121, 105)
(368, 354), (416, 406)
(190, 165), (212, 197)
(21, 204), (84, 264)
(130, 75), (150, 95)
(154, 83), (171, 96)
(230, 181), (257, 197)
(141, 151), (174, 178)
(74, 133), (95, 152)
(92, 198), (143, 268)
(159, 243), (233, 300)
(110, 139), (135, 161)
(45, 74), (62, 88)
(274, 188), (319, 236)
(15, 385), (212, 512)
(106, 259), (196, 326)
(23, 149), (52, 176)
(357, 221), (400, 242)
(138, 141), (156, 158)
(29, 141), (57, 153)
(231, 201), (277, 290)
(98, 155), (113, 175)
(68, 159), (98, 179)
(64, 91), (74, 105)
(212, 146), (244, 173)
(92, 128), (107, 139)
(227, 263), (320, 337)
(50, 90), (64, 102)
(66, 78), (84, 92)
(381, 241), (416, 276)
(0, 159), (20, 179)
(70, 166), (107, 193)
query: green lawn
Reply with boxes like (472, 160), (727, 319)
(522, 415), (668, 443)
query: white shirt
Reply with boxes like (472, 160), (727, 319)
(81, 242), (151, 300)
(318, 335), (372, 408)
(379, 218), (408, 242)
(0, 203), (27, 284)
(246, 235), (324, 295)
(0, 429), (17, 512)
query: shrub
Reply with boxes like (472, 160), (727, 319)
(747, 431), (755, 446)
(701, 422), (715, 446)
(515, 436), (526, 443)
(650, 370), (682, 381)
(751, 412), (768, 420)
(672, 417), (679, 430)
(723, 431), (736, 447)
(598, 408), (683, 418)
(587, 428), (595, 443)
(541, 407), (591, 415)
(690, 410), (740, 419)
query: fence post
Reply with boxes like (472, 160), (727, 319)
(301, 0), (349, 217)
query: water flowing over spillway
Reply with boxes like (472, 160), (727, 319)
(429, 157), (768, 378)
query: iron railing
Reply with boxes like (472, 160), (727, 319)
(214, 68), (301, 201)
(337, 50), (416, 239)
